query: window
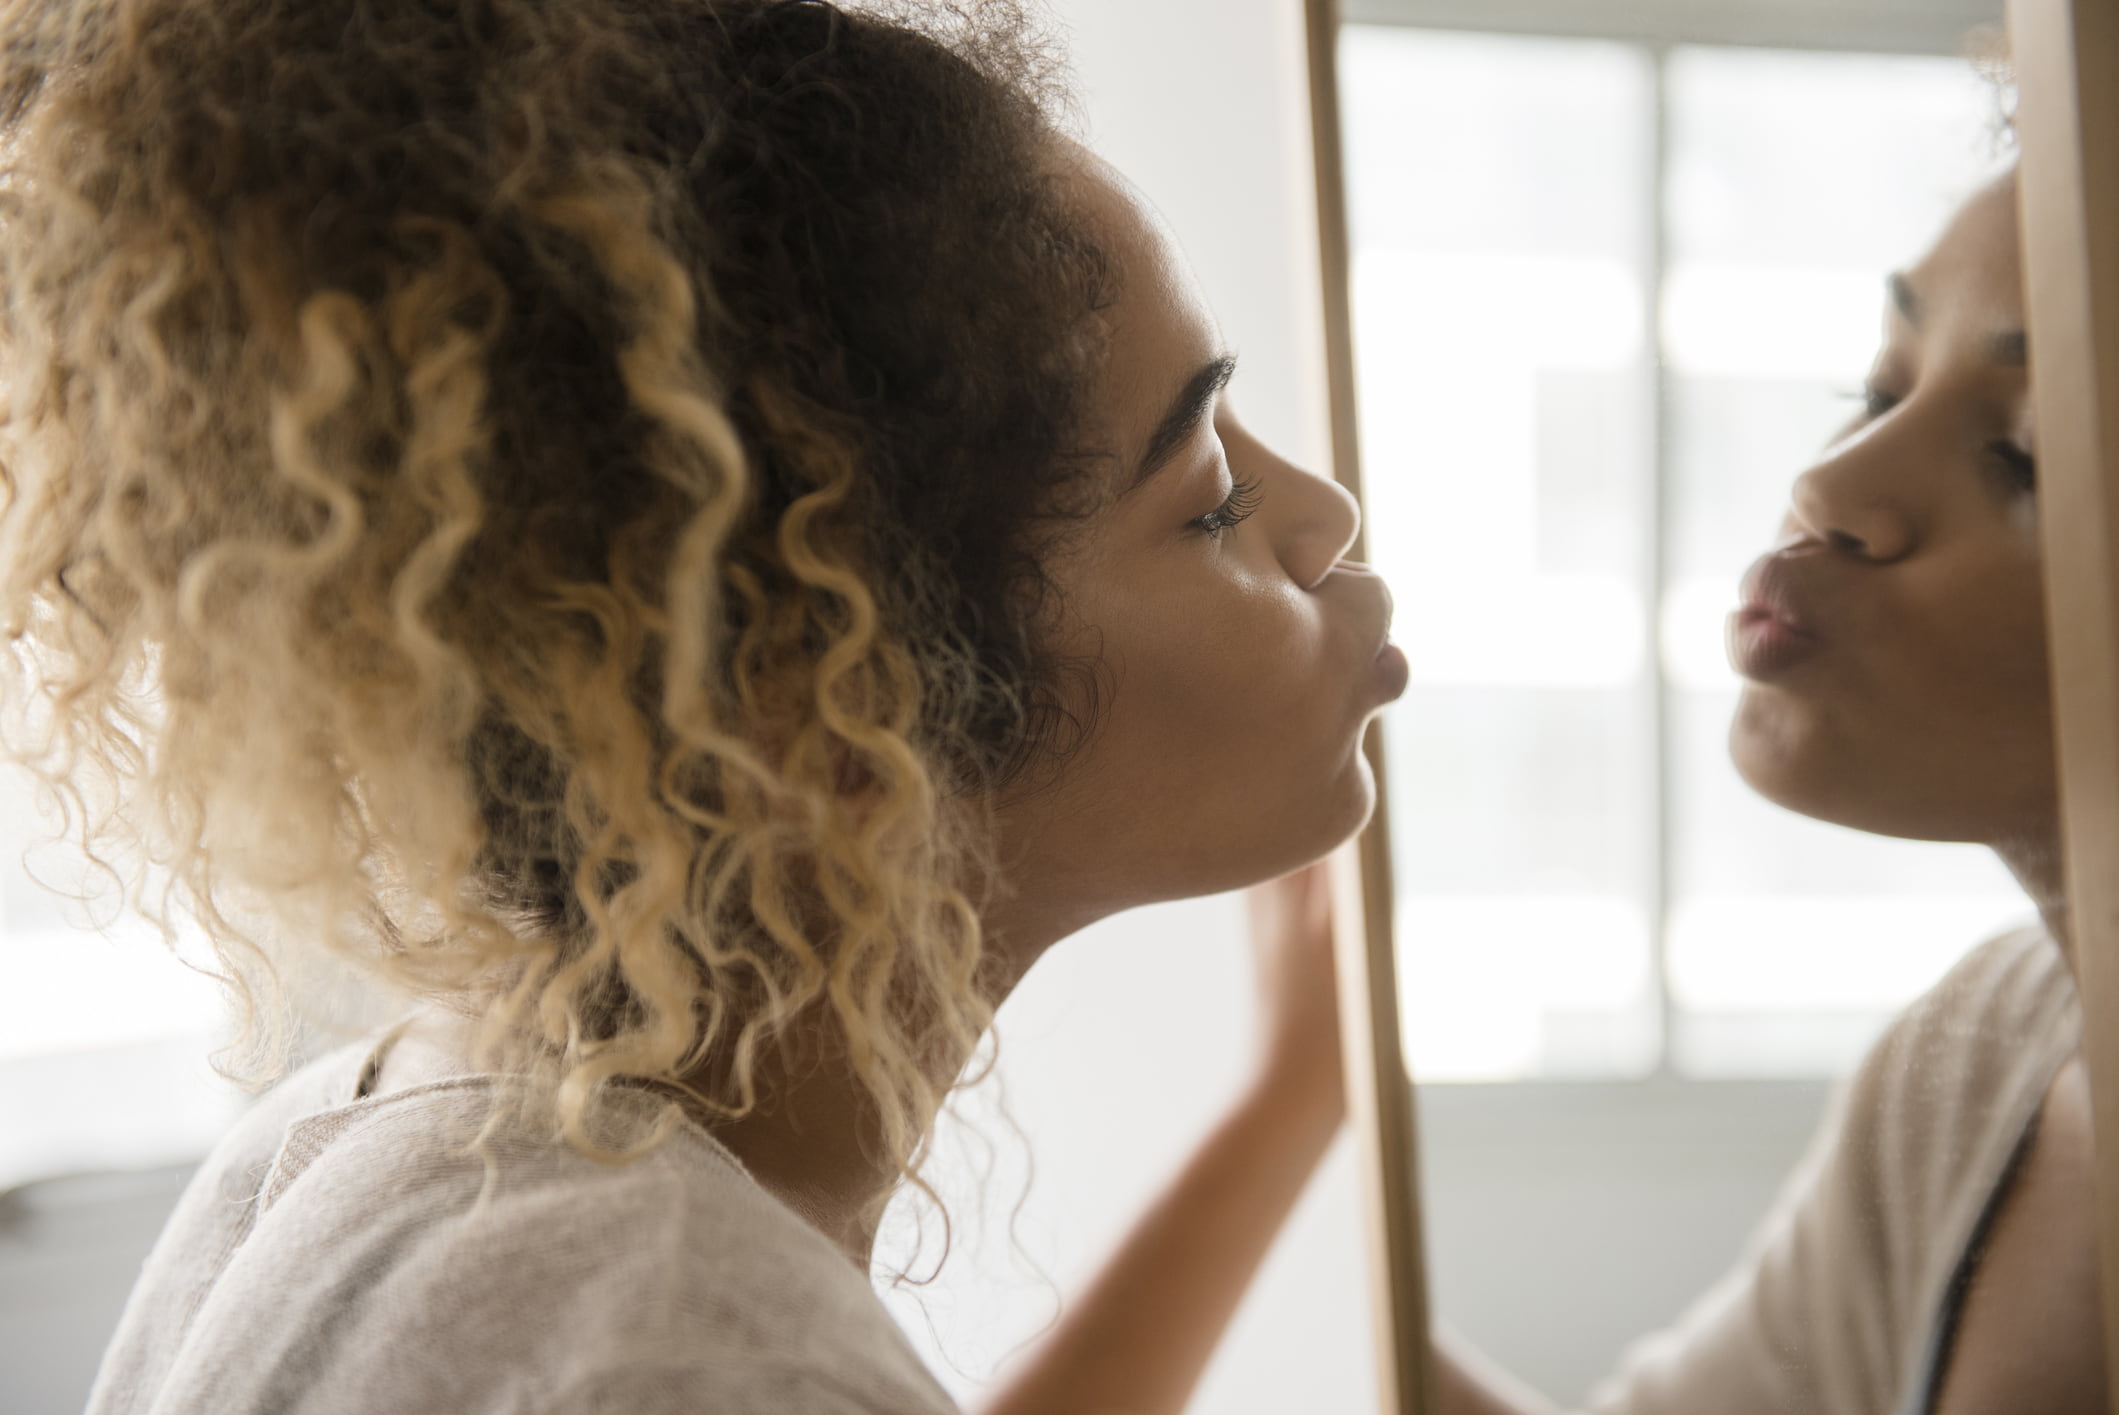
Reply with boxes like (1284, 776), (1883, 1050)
(0, 776), (245, 1186)
(1344, 7), (2021, 1079)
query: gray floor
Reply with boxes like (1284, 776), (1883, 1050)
(1, 1164), (194, 1415)
(1419, 1078), (1831, 1402)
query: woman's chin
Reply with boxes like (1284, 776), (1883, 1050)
(1184, 760), (1376, 902)
(1729, 712), (1992, 843)
(1276, 748), (1377, 880)
(1730, 704), (1859, 826)
(1729, 686), (1826, 795)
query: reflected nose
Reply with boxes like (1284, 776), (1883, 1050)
(1786, 441), (1918, 564)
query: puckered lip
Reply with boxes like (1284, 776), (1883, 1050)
(1735, 550), (1819, 639)
(1728, 547), (1828, 681)
(1334, 557), (1397, 662)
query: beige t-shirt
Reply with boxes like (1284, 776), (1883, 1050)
(84, 1034), (961, 1415)
(87, 927), (2077, 1415)
(1587, 924), (2081, 1415)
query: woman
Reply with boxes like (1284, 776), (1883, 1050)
(1422, 166), (2104, 1415)
(0, 1), (1389, 1411)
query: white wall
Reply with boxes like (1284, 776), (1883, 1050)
(1052, 0), (1332, 470)
(877, 899), (1379, 1415)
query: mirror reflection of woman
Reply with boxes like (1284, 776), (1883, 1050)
(1424, 165), (2108, 1415)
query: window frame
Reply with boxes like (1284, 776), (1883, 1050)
(1344, 0), (2002, 57)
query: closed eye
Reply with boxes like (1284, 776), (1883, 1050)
(1192, 476), (1263, 537)
(1841, 384), (1902, 422)
(1987, 440), (2036, 493)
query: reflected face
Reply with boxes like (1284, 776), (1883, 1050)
(1729, 170), (2055, 843)
(993, 151), (1405, 932)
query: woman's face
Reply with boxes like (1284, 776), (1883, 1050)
(991, 153), (1405, 937)
(1729, 169), (2056, 845)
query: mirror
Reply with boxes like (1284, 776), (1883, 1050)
(1310, 0), (2119, 1410)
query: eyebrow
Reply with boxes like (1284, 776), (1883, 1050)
(1888, 271), (2026, 366)
(1127, 354), (1238, 494)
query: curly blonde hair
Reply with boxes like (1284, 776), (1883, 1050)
(0, 0), (1109, 1198)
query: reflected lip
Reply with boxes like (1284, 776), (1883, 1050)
(1729, 552), (1821, 679)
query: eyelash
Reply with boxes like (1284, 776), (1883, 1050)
(1989, 440), (2038, 492)
(1841, 385), (2037, 494)
(1842, 384), (1901, 420)
(1192, 475), (1263, 537)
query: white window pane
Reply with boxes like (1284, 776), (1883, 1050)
(1666, 46), (2005, 274)
(1343, 28), (1652, 263)
(1663, 265), (1891, 380)
(1399, 897), (1654, 1080)
(0, 1039), (245, 1188)
(1343, 28), (1658, 1079)
(1670, 896), (2032, 1012)
(1355, 257), (1647, 688)
(1666, 377), (1855, 591)
(0, 923), (223, 1060)
(1668, 894), (2034, 1076)
(0, 765), (225, 1059)
(1389, 689), (1649, 891)
(0, 765), (248, 1183)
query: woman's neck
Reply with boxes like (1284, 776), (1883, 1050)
(1994, 829), (2075, 974)
(697, 1032), (916, 1267)
(695, 901), (1071, 1270)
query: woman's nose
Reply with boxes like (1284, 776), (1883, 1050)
(1290, 471), (1362, 589)
(1786, 438), (1918, 564)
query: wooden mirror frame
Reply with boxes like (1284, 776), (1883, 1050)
(1310, 0), (2119, 1409)
(2012, 1), (2119, 1407)
(1303, 1), (1436, 1410)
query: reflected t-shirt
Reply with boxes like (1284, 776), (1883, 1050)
(1586, 925), (2079, 1415)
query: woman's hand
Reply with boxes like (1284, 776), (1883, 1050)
(1244, 858), (1346, 1125)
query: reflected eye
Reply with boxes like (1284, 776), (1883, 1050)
(1841, 384), (1902, 421)
(1988, 441), (2037, 493)
(1192, 475), (1263, 538)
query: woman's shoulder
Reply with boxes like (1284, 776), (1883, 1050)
(1581, 925), (2077, 1415)
(1902, 922), (2077, 1042)
(1853, 922), (2079, 1129)
(94, 1037), (958, 1415)
(251, 1066), (818, 1285)
(1834, 921), (2077, 1201)
(1816, 922), (2079, 1364)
